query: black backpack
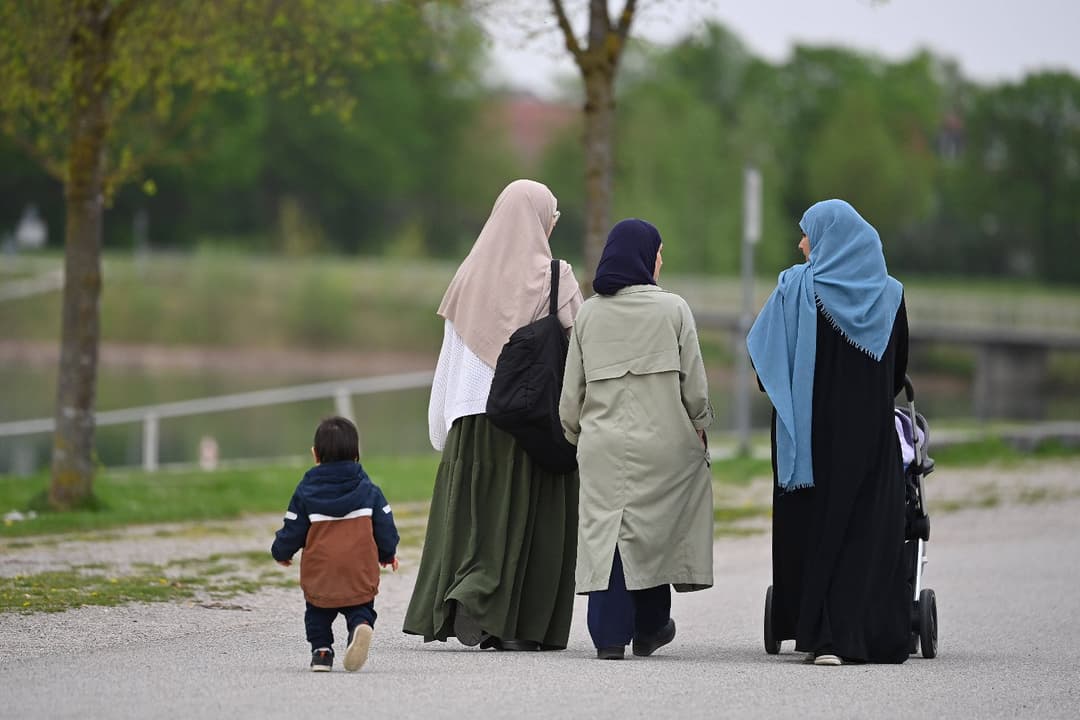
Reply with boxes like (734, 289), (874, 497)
(485, 259), (578, 474)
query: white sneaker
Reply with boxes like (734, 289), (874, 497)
(343, 624), (373, 672)
(813, 653), (842, 666)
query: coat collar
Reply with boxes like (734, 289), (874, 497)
(610, 284), (663, 296)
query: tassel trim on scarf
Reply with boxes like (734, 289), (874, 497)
(815, 295), (884, 362)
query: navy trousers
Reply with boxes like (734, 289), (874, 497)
(304, 601), (377, 650)
(587, 548), (671, 649)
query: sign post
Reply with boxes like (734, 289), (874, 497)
(734, 166), (761, 457)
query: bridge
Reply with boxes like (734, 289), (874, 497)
(1, 320), (1076, 474)
(694, 311), (1080, 421)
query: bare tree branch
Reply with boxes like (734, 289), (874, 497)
(105, 92), (208, 190)
(2, 114), (66, 179)
(106, 0), (138, 32)
(614, 0), (638, 40)
(549, 0), (583, 64)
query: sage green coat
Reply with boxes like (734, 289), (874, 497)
(560, 285), (714, 593)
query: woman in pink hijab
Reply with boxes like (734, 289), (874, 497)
(403, 179), (584, 651)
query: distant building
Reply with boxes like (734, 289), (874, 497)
(487, 93), (579, 169)
(15, 205), (47, 250)
(937, 112), (965, 162)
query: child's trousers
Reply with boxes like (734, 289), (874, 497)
(305, 601), (377, 650)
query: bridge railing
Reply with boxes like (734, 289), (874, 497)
(694, 310), (1080, 422)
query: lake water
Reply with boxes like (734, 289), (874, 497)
(2, 357), (1050, 477)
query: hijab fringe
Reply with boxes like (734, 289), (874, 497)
(815, 295), (884, 362)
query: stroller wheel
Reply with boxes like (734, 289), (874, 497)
(918, 588), (938, 659)
(764, 585), (781, 655)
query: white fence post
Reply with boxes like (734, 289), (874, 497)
(143, 412), (159, 472)
(333, 387), (355, 421)
(333, 387), (360, 456)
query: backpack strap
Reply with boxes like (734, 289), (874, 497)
(549, 259), (560, 317)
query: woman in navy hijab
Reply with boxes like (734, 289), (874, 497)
(561, 219), (714, 660)
(748, 199), (910, 665)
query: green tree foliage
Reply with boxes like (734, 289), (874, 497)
(766, 48), (942, 262)
(948, 73), (1080, 282)
(606, 31), (962, 277)
(0, 0), (448, 509)
(549, 0), (642, 281)
(802, 88), (934, 238)
(609, 25), (797, 275)
(4, 13), (1079, 288)
(104, 7), (501, 258)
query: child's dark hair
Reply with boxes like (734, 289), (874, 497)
(313, 416), (360, 463)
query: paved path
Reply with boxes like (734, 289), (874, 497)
(2, 462), (1080, 719)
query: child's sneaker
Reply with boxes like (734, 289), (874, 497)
(310, 647), (334, 672)
(343, 623), (373, 672)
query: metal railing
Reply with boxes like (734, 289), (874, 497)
(0, 370), (434, 472)
(0, 268), (64, 302)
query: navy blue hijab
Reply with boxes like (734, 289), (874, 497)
(592, 219), (662, 296)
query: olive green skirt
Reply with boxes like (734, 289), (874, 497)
(402, 414), (579, 649)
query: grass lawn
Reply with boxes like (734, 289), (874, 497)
(3, 439), (1077, 539)
(2, 440), (1078, 614)
(0, 454), (442, 538)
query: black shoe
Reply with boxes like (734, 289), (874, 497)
(310, 647), (334, 672)
(479, 634), (502, 650)
(632, 618), (676, 657)
(499, 639), (541, 651)
(453, 603), (483, 647)
(596, 646), (625, 660)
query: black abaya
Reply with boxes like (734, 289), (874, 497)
(769, 297), (910, 663)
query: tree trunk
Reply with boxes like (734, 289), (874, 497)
(49, 4), (110, 510)
(581, 68), (616, 283)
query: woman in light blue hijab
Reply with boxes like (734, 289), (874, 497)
(748, 199), (911, 665)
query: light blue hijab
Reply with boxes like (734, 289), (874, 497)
(747, 199), (903, 492)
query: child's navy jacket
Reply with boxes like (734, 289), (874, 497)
(272, 461), (399, 608)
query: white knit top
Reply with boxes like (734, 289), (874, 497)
(428, 319), (495, 451)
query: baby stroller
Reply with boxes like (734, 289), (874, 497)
(763, 374), (938, 659)
(896, 374), (938, 659)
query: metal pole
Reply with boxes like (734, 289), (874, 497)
(734, 166), (761, 457)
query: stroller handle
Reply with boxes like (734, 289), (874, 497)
(902, 374), (915, 403)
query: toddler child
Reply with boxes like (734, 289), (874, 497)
(272, 416), (399, 671)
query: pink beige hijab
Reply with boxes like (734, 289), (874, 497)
(438, 179), (582, 368)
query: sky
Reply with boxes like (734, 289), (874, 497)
(480, 0), (1080, 98)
